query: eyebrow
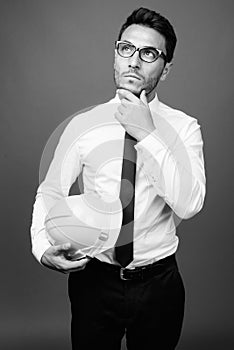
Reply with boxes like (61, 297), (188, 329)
(120, 40), (158, 50)
(122, 40), (133, 44)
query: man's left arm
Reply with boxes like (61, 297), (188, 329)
(135, 118), (206, 219)
(115, 89), (206, 219)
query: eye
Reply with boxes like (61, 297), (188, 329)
(117, 42), (135, 57)
(142, 49), (157, 60)
(121, 44), (132, 53)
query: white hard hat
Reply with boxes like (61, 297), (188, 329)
(45, 192), (122, 260)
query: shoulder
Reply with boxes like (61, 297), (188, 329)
(158, 100), (199, 125)
(150, 99), (203, 146)
(157, 100), (202, 138)
(69, 98), (118, 125)
(59, 98), (118, 136)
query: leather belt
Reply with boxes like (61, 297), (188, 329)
(90, 254), (177, 281)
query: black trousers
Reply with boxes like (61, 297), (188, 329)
(68, 254), (185, 350)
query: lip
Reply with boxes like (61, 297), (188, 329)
(123, 74), (141, 80)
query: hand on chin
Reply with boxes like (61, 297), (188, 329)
(117, 84), (142, 98)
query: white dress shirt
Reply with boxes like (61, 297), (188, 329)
(30, 93), (206, 268)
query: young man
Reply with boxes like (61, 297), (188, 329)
(30, 7), (206, 350)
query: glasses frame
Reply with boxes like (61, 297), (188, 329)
(115, 40), (167, 63)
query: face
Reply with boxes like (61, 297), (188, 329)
(114, 24), (172, 101)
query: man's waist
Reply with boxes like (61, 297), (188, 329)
(88, 253), (177, 281)
(93, 236), (179, 269)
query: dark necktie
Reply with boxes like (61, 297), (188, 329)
(115, 132), (137, 267)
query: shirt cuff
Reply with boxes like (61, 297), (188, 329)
(31, 229), (52, 264)
(135, 129), (167, 161)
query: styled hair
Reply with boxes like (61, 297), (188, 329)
(118, 7), (177, 63)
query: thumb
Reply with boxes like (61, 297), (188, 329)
(140, 90), (148, 105)
(56, 242), (71, 253)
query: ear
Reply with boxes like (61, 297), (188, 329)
(113, 49), (118, 69)
(160, 62), (173, 81)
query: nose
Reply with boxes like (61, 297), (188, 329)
(128, 51), (141, 69)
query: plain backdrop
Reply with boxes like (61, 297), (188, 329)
(1, 0), (234, 349)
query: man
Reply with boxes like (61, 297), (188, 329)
(30, 7), (206, 350)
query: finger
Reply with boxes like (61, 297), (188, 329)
(140, 90), (148, 106)
(68, 257), (90, 267)
(118, 89), (140, 104)
(120, 98), (132, 107)
(53, 242), (71, 255)
(114, 111), (124, 123)
(60, 257), (90, 270)
(66, 249), (85, 260)
(64, 263), (88, 274)
(117, 104), (126, 115)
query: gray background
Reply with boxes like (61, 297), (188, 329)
(1, 0), (234, 349)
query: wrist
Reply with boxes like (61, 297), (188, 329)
(136, 126), (156, 142)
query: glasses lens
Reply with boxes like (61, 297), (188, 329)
(117, 42), (135, 57)
(140, 48), (160, 62)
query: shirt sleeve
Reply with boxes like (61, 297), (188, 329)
(134, 116), (206, 219)
(30, 118), (83, 263)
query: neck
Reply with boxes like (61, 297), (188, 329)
(146, 89), (156, 103)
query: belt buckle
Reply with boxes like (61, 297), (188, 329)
(120, 268), (129, 280)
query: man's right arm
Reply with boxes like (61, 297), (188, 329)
(30, 116), (89, 272)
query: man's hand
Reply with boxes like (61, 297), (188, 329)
(41, 243), (90, 274)
(114, 89), (156, 141)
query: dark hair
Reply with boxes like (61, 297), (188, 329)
(118, 7), (177, 63)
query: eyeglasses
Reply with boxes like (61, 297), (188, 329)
(115, 40), (167, 63)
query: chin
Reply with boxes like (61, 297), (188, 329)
(117, 84), (142, 97)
